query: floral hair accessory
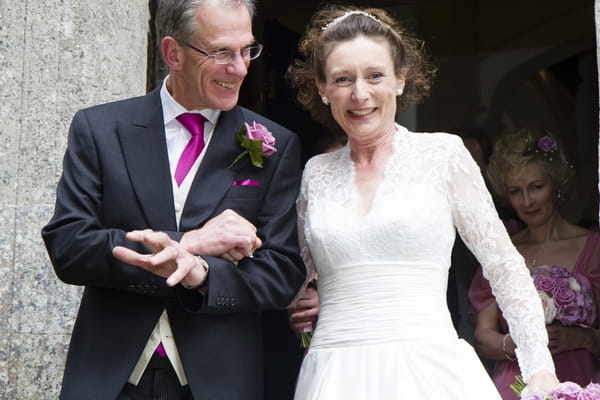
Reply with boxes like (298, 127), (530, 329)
(525, 135), (558, 161)
(322, 10), (381, 31)
(229, 121), (276, 168)
(537, 136), (558, 153)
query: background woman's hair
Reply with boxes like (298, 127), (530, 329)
(486, 127), (575, 203)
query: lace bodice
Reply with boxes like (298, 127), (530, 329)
(296, 125), (555, 382)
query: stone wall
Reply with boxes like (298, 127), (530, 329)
(0, 2), (149, 398)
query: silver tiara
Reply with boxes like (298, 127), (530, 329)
(321, 10), (381, 31)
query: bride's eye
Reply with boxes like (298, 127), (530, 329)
(334, 76), (352, 86)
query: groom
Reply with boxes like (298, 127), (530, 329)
(41, 0), (305, 399)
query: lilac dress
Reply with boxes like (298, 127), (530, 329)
(469, 232), (600, 399)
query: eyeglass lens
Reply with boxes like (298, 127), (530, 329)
(214, 45), (262, 64)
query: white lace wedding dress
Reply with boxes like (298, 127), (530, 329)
(293, 125), (555, 399)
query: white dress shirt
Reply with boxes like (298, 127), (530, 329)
(128, 77), (221, 385)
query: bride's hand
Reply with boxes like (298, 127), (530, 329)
(522, 370), (559, 396)
(287, 286), (319, 335)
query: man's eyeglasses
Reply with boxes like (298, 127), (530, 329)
(183, 42), (263, 64)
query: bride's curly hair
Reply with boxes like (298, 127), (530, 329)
(286, 4), (436, 134)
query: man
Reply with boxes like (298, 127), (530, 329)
(41, 0), (305, 399)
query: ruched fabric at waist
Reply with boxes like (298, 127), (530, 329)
(311, 262), (457, 348)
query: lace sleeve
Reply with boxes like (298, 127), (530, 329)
(445, 136), (555, 382)
(290, 163), (317, 304)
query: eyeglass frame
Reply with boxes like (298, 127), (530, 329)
(182, 42), (264, 64)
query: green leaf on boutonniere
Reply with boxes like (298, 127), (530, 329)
(229, 122), (276, 168)
(239, 130), (266, 168)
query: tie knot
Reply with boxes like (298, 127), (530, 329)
(176, 113), (206, 136)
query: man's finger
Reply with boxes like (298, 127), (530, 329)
(113, 246), (151, 266)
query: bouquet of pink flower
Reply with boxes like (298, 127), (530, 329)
(532, 265), (596, 327)
(512, 375), (600, 399)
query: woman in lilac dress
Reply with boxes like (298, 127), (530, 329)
(469, 128), (600, 399)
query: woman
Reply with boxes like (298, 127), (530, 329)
(469, 128), (600, 399)
(286, 5), (558, 399)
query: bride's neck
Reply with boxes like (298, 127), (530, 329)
(348, 129), (395, 166)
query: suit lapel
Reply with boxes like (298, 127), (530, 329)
(117, 89), (178, 231)
(179, 107), (247, 231)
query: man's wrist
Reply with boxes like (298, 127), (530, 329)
(181, 256), (209, 291)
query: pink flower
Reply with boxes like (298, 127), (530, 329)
(512, 376), (600, 400)
(534, 270), (560, 293)
(531, 266), (595, 327)
(584, 383), (600, 396)
(229, 121), (277, 168)
(553, 283), (577, 307)
(550, 381), (583, 400)
(522, 392), (548, 400)
(245, 122), (277, 156)
(579, 391), (600, 400)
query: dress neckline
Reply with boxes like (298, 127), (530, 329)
(343, 125), (406, 218)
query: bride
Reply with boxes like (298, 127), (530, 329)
(286, 5), (558, 399)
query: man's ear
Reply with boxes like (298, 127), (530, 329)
(161, 36), (183, 71)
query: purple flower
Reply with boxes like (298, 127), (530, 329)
(584, 383), (600, 396)
(550, 381), (583, 400)
(578, 390), (600, 400)
(229, 121), (277, 168)
(553, 284), (577, 307)
(245, 122), (277, 156)
(538, 135), (558, 152)
(556, 303), (583, 326)
(532, 266), (595, 327)
(549, 265), (570, 278)
(504, 218), (524, 235)
(534, 271), (559, 293)
(522, 392), (548, 400)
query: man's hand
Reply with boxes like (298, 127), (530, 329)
(180, 209), (262, 264)
(113, 229), (207, 287)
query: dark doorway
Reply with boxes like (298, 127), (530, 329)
(146, 1), (598, 398)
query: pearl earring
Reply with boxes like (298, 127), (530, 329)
(322, 96), (329, 105)
(397, 88), (403, 96)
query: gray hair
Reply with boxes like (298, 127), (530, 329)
(156, 0), (256, 44)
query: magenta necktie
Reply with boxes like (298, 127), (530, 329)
(174, 113), (207, 186)
(156, 342), (167, 358)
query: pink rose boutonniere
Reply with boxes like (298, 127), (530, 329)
(229, 121), (277, 168)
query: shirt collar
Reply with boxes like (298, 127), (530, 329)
(160, 76), (220, 126)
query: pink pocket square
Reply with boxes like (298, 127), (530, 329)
(232, 179), (260, 186)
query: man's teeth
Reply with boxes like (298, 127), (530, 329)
(217, 81), (235, 88)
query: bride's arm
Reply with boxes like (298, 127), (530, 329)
(288, 165), (317, 305)
(444, 135), (557, 391)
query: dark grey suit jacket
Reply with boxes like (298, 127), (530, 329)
(42, 87), (306, 400)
